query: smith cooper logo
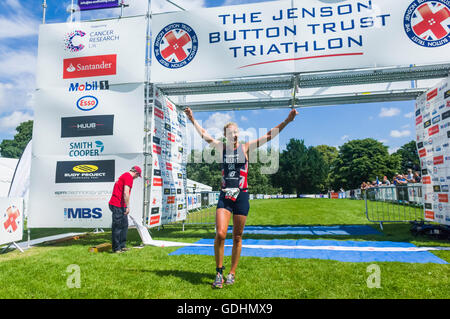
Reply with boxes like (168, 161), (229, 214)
(64, 207), (102, 219)
(55, 160), (115, 183)
(154, 23), (198, 69)
(63, 54), (117, 79)
(404, 0), (450, 47)
(61, 115), (114, 138)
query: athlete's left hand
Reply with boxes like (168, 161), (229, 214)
(287, 108), (298, 122)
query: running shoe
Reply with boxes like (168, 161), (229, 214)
(225, 273), (235, 286)
(211, 272), (224, 289)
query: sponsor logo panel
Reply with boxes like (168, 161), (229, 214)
(55, 160), (115, 183)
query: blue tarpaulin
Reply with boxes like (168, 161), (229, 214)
(227, 225), (382, 236)
(169, 238), (448, 264)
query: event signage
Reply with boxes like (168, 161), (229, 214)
(61, 115), (115, 138)
(78, 0), (119, 11)
(30, 15), (147, 228)
(416, 76), (450, 226)
(28, 154), (144, 228)
(150, 0), (450, 83)
(55, 160), (115, 184)
(36, 16), (146, 87)
(0, 198), (24, 246)
(33, 84), (144, 156)
(146, 90), (188, 228)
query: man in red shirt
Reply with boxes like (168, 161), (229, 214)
(109, 166), (141, 253)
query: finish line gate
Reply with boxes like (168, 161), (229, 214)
(27, 0), (450, 233)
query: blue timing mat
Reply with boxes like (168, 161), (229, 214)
(227, 225), (382, 236)
(169, 239), (448, 264)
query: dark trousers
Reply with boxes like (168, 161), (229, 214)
(109, 204), (128, 252)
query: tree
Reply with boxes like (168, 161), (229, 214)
(331, 138), (401, 190)
(0, 120), (33, 158)
(393, 140), (420, 173)
(272, 138), (327, 194)
(314, 145), (339, 192)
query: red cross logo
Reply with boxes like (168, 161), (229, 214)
(161, 30), (192, 62)
(413, 3), (450, 39)
(3, 206), (20, 233)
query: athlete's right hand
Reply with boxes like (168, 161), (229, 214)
(124, 208), (130, 215)
(184, 107), (194, 122)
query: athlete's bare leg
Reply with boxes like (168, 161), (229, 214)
(230, 214), (247, 275)
(214, 208), (232, 269)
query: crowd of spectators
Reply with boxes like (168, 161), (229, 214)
(360, 169), (421, 190)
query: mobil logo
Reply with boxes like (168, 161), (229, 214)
(76, 95), (98, 111)
(63, 54), (116, 79)
(69, 80), (109, 92)
(64, 207), (102, 219)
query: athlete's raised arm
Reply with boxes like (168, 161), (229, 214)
(184, 107), (222, 150)
(245, 108), (298, 152)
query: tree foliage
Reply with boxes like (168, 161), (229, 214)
(272, 139), (327, 194)
(0, 120), (33, 158)
(393, 140), (420, 172)
(331, 138), (401, 190)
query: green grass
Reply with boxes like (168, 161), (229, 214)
(0, 198), (448, 299)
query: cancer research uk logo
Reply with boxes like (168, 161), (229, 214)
(404, 0), (450, 47)
(64, 30), (86, 52)
(154, 23), (198, 69)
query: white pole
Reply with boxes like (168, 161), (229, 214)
(42, 0), (47, 24)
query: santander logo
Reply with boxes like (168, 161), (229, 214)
(63, 54), (117, 79)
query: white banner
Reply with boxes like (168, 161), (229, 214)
(37, 16), (147, 88)
(28, 154), (144, 228)
(150, 0), (450, 83)
(32, 83), (145, 157)
(0, 198), (23, 246)
(416, 76), (450, 225)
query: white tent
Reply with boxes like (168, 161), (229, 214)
(0, 157), (19, 197)
(186, 178), (213, 193)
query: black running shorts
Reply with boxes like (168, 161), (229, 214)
(217, 191), (250, 216)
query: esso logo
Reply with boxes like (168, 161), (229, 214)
(76, 95), (98, 111)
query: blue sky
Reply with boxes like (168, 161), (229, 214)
(0, 0), (418, 154)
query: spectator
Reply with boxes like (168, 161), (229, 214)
(414, 171), (421, 183)
(406, 169), (415, 183)
(382, 176), (391, 185)
(393, 174), (407, 185)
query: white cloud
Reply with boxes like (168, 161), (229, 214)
(404, 112), (414, 118)
(0, 111), (33, 132)
(379, 107), (401, 118)
(390, 130), (411, 138)
(240, 115), (248, 121)
(341, 135), (349, 140)
(0, 48), (37, 77)
(401, 124), (410, 129)
(0, 1), (39, 39)
(388, 146), (400, 154)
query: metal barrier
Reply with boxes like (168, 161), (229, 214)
(364, 185), (424, 229)
(179, 192), (219, 230)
